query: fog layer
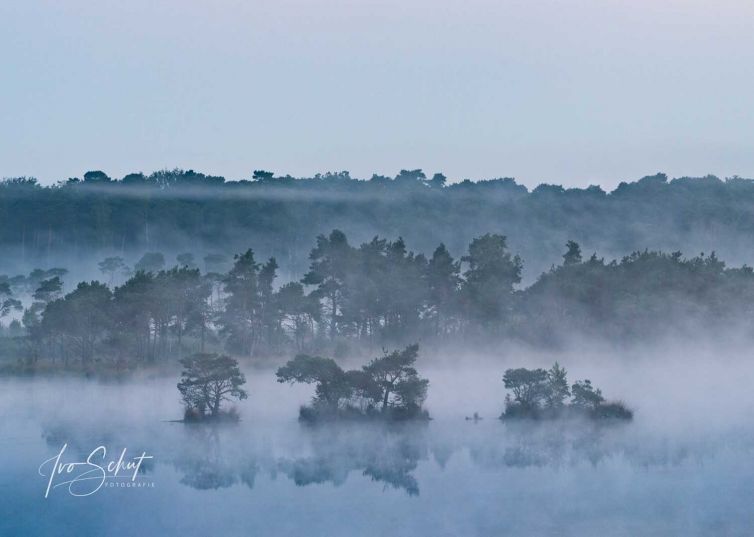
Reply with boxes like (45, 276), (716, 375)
(2, 343), (754, 536)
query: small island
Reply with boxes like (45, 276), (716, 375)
(276, 344), (430, 423)
(501, 362), (632, 421)
(177, 352), (248, 422)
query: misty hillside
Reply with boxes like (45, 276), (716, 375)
(2, 169), (754, 280)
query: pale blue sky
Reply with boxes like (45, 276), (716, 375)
(2, 0), (753, 188)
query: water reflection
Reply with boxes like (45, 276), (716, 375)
(36, 416), (678, 498)
(6, 368), (754, 535)
(41, 422), (156, 478)
(173, 425), (258, 490)
(278, 424), (428, 496)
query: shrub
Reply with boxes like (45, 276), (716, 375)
(592, 401), (633, 420)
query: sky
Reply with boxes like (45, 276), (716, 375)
(2, 0), (754, 189)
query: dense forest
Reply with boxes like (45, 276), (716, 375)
(3, 169), (754, 282)
(1, 226), (753, 372)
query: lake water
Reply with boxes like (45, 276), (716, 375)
(2, 350), (754, 536)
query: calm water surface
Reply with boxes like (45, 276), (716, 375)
(1, 360), (754, 536)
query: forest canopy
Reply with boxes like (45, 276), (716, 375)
(2, 170), (754, 282)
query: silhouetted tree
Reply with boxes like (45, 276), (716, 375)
(33, 277), (62, 304)
(40, 281), (112, 365)
(362, 344), (428, 415)
(276, 355), (350, 411)
(83, 170), (111, 183)
(426, 243), (461, 335)
(219, 249), (261, 356)
(428, 173), (447, 189)
(258, 257), (280, 348)
(276, 282), (320, 350)
(503, 368), (548, 412)
(544, 362), (570, 409)
(462, 234), (522, 326)
(0, 282), (22, 321)
(563, 241), (582, 266)
(303, 230), (353, 340)
(394, 169), (426, 186)
(177, 353), (247, 419)
(111, 271), (155, 362)
(571, 380), (604, 409)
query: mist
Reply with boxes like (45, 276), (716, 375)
(2, 338), (754, 535)
(6, 171), (754, 284)
(4, 0), (754, 532)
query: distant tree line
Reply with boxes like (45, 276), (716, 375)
(4, 169), (754, 281)
(2, 229), (754, 370)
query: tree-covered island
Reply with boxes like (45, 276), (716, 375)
(501, 363), (632, 421)
(276, 344), (429, 422)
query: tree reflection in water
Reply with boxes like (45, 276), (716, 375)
(40, 417), (690, 500)
(278, 423), (428, 496)
(168, 421), (428, 495)
(173, 424), (258, 491)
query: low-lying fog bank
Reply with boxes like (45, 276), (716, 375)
(2, 342), (753, 536)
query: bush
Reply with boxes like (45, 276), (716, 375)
(183, 406), (240, 423)
(389, 404), (431, 421)
(183, 407), (203, 422)
(501, 402), (541, 420)
(591, 401), (633, 421)
(298, 405), (319, 423)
